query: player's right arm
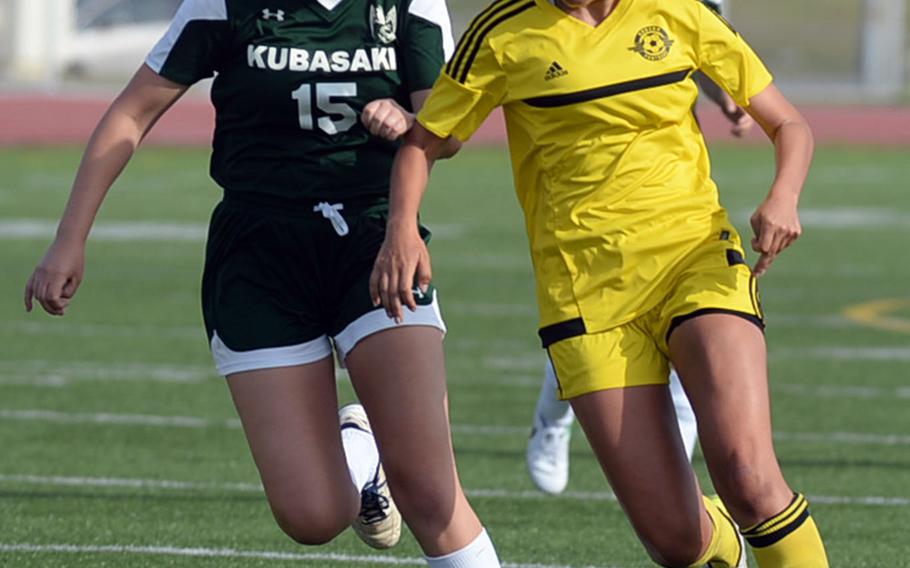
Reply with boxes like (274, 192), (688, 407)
(24, 66), (189, 316)
(25, 0), (227, 315)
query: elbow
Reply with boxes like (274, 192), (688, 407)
(773, 116), (814, 156)
(436, 137), (463, 160)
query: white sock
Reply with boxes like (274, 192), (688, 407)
(669, 369), (699, 461)
(425, 528), (501, 568)
(341, 425), (379, 491)
(535, 360), (575, 427)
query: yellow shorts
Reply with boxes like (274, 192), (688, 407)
(543, 236), (764, 400)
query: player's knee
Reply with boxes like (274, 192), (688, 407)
(273, 509), (350, 545)
(269, 494), (356, 545)
(384, 466), (457, 533)
(640, 521), (706, 567)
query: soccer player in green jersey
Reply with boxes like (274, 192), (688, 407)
(23, 1), (502, 565)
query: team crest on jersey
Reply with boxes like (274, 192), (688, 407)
(629, 26), (674, 61)
(370, 5), (397, 44)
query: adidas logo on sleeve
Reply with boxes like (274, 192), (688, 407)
(544, 61), (568, 81)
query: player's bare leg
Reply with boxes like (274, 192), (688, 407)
(569, 385), (718, 567)
(669, 314), (791, 524)
(670, 314), (828, 566)
(346, 326), (499, 564)
(226, 358), (360, 544)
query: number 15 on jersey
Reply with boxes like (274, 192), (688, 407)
(292, 82), (358, 135)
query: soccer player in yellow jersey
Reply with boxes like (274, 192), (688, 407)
(370, 0), (829, 566)
(525, 0), (757, 498)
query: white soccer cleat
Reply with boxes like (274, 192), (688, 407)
(526, 414), (571, 495)
(339, 404), (401, 550)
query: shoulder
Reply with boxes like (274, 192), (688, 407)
(402, 0), (451, 23)
(173, 0), (229, 19)
(699, 0), (724, 16)
(469, 0), (540, 36)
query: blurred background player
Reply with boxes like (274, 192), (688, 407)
(22, 1), (502, 566)
(527, 0), (756, 496)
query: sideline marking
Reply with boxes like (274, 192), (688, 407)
(1, 474), (907, 508)
(843, 298), (910, 335)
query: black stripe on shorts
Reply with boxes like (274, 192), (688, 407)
(666, 308), (765, 343)
(539, 317), (587, 348)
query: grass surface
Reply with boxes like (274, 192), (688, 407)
(0, 144), (909, 566)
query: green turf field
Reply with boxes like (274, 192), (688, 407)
(0, 145), (908, 567)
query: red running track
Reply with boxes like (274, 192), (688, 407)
(1, 93), (909, 147)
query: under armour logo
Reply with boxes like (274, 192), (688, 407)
(412, 286), (426, 300)
(262, 8), (285, 21)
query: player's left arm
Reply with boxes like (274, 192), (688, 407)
(361, 90), (462, 158)
(744, 83), (814, 277)
(369, 123), (448, 320)
(693, 1), (812, 275)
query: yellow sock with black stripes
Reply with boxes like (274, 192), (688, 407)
(742, 493), (829, 568)
(690, 495), (743, 568)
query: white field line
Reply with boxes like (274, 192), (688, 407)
(0, 361), (214, 385)
(0, 474), (907, 509)
(774, 383), (910, 400)
(0, 315), (855, 339)
(0, 219), (467, 243)
(770, 346), (910, 362)
(1, 321), (200, 339)
(483, 346), (910, 372)
(0, 409), (242, 430)
(0, 543), (622, 568)
(0, 219), (207, 241)
(1, 408), (909, 446)
(735, 207), (910, 230)
(797, 207), (910, 229)
(804, 346), (910, 362)
(0, 544), (432, 567)
(0, 361), (542, 389)
(14, 355), (906, 392)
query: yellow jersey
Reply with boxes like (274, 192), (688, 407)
(417, 0), (773, 333)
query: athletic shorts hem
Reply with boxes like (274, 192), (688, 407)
(334, 291), (447, 362)
(558, 377), (670, 401)
(211, 332), (333, 376)
(666, 308), (765, 343)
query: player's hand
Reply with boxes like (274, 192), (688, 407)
(722, 99), (755, 138)
(750, 195), (801, 277)
(362, 99), (414, 142)
(25, 238), (86, 316)
(369, 222), (432, 323)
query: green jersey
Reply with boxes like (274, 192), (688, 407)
(146, 0), (453, 200)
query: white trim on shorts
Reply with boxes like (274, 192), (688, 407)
(210, 331), (333, 377)
(333, 290), (447, 362)
(209, 292), (446, 375)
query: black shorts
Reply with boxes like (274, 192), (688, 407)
(201, 193), (445, 376)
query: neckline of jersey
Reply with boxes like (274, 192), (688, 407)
(536, 0), (632, 32)
(308, 0), (353, 21)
